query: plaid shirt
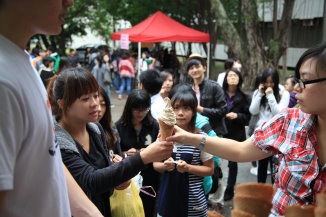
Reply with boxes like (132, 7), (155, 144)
(252, 108), (326, 216)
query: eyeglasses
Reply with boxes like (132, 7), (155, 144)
(132, 108), (150, 113)
(296, 77), (326, 89)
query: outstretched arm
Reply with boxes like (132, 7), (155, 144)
(167, 126), (270, 162)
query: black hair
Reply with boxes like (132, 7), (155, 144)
(260, 67), (281, 106)
(295, 42), (326, 79)
(120, 50), (130, 59)
(170, 84), (197, 132)
(58, 56), (71, 73)
(253, 73), (263, 91)
(224, 58), (234, 70)
(139, 69), (163, 95)
(119, 89), (154, 127)
(160, 70), (173, 82)
(168, 83), (192, 99)
(98, 87), (116, 150)
(285, 75), (298, 86)
(224, 57), (240, 70)
(42, 56), (54, 67)
(222, 68), (243, 90)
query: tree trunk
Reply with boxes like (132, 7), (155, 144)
(241, 0), (267, 90)
(209, 0), (295, 91)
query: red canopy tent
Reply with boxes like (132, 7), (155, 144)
(111, 11), (211, 76)
(111, 11), (210, 43)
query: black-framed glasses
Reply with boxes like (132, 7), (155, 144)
(132, 108), (150, 113)
(296, 77), (326, 89)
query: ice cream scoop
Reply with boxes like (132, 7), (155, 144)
(158, 97), (176, 141)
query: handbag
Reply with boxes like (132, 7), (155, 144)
(103, 70), (112, 85)
(110, 180), (145, 217)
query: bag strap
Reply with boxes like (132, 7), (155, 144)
(140, 186), (156, 198)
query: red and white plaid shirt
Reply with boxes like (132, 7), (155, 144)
(252, 108), (326, 216)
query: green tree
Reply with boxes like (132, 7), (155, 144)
(210, 0), (295, 90)
(30, 0), (112, 55)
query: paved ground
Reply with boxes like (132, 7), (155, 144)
(109, 89), (271, 217)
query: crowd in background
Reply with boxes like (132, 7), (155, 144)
(27, 42), (302, 217)
(2, 1), (324, 217)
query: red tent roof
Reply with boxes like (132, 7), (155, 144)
(111, 11), (210, 43)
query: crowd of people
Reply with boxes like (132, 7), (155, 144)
(1, 1), (325, 217)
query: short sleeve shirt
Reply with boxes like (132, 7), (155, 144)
(252, 108), (326, 216)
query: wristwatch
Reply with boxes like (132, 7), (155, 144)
(197, 135), (206, 151)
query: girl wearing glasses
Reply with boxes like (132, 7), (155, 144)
(222, 68), (251, 201)
(167, 42), (326, 217)
(115, 89), (160, 217)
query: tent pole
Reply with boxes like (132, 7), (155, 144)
(138, 42), (141, 76)
(207, 42), (210, 79)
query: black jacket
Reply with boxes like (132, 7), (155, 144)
(55, 122), (145, 217)
(224, 90), (251, 141)
(115, 119), (161, 217)
(197, 79), (228, 136)
(115, 119), (161, 188)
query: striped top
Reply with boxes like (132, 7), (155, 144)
(158, 131), (212, 217)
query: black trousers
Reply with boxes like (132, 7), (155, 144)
(226, 161), (238, 190)
(257, 156), (273, 183)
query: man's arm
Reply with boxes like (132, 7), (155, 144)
(63, 164), (104, 217)
(0, 191), (8, 215)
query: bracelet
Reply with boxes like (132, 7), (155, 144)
(197, 135), (206, 151)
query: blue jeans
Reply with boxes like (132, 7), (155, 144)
(113, 71), (121, 91)
(119, 77), (132, 95)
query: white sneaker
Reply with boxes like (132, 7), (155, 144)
(208, 178), (225, 205)
(267, 170), (271, 175)
(250, 167), (258, 176)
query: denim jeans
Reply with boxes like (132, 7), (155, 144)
(119, 77), (132, 95)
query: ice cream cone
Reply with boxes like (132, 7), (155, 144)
(159, 118), (174, 141)
(231, 209), (255, 217)
(316, 191), (326, 207)
(315, 207), (326, 217)
(158, 97), (176, 141)
(285, 204), (315, 217)
(233, 195), (272, 217)
(235, 183), (274, 203)
(207, 210), (224, 217)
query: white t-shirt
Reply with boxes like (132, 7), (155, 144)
(217, 71), (225, 87)
(0, 35), (70, 217)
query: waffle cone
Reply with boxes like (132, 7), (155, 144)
(233, 195), (272, 217)
(315, 207), (326, 217)
(235, 183), (274, 203)
(285, 204), (315, 217)
(159, 118), (174, 141)
(207, 210), (225, 217)
(231, 209), (256, 217)
(316, 192), (326, 207)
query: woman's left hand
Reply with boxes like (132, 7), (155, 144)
(265, 87), (273, 95)
(226, 112), (238, 120)
(115, 180), (131, 190)
(112, 154), (122, 163)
